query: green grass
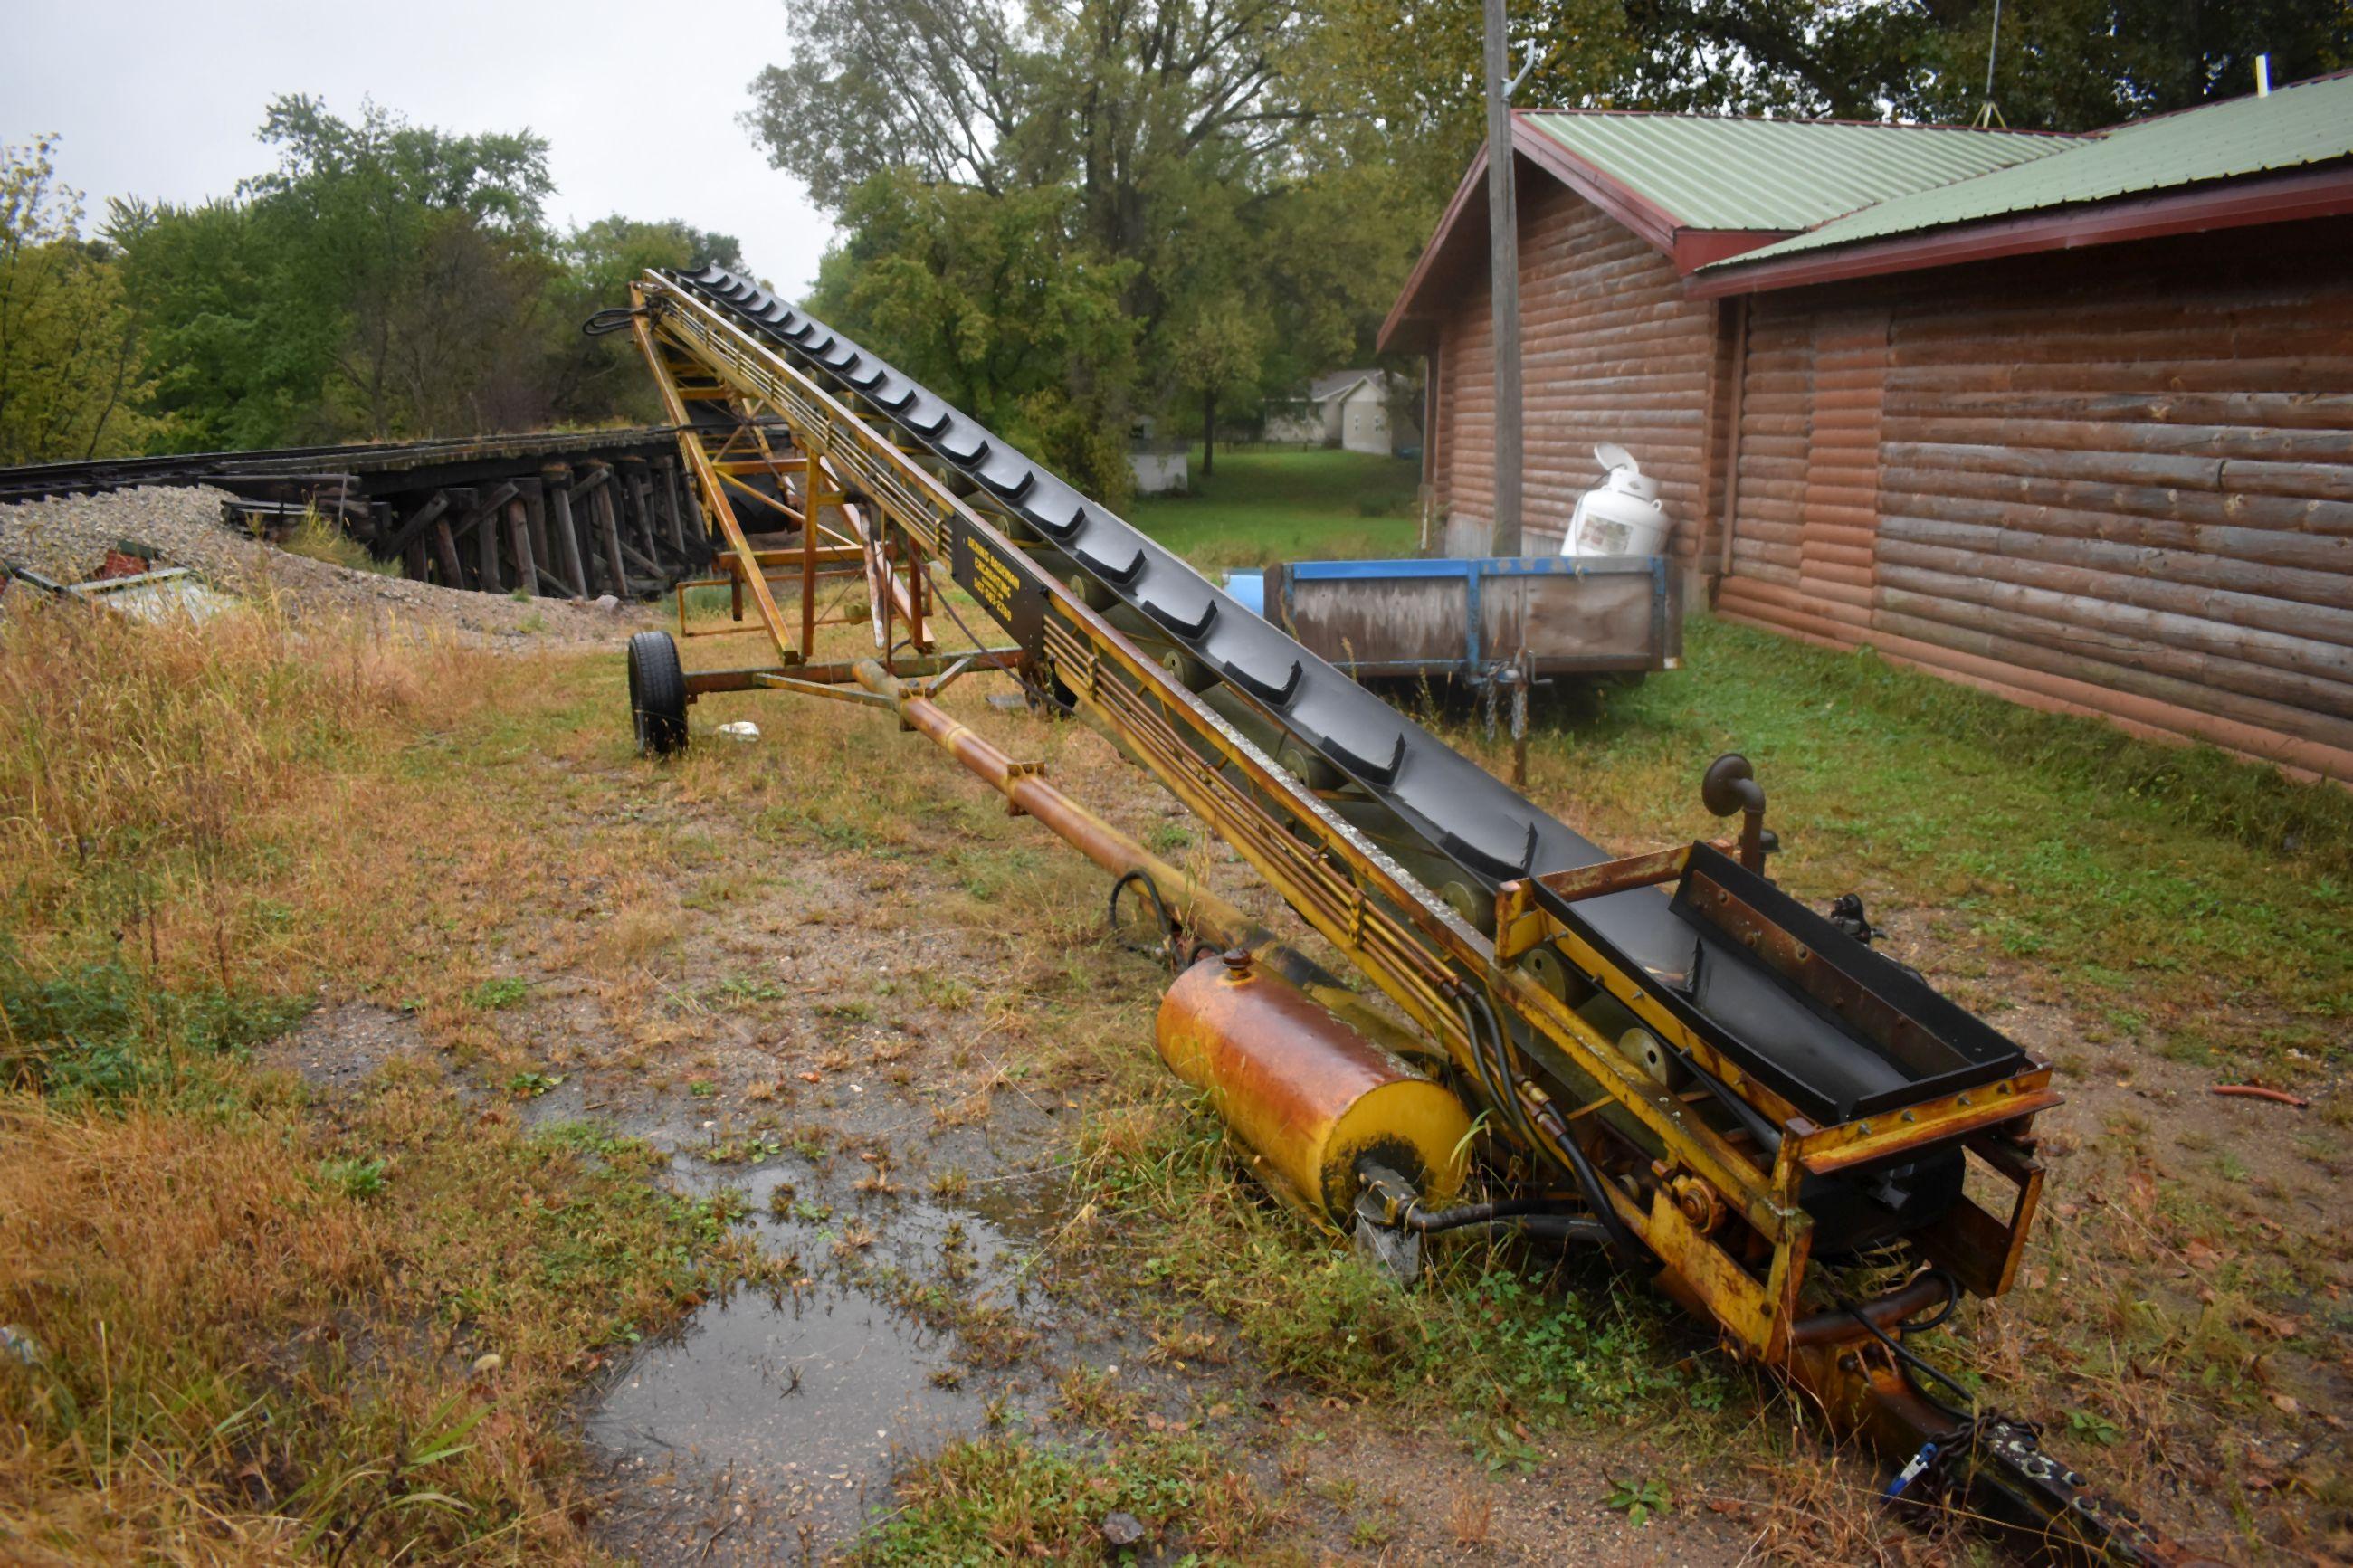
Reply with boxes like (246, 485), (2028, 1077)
(858, 1425), (1277, 1563)
(1127, 446), (1421, 569)
(1073, 1102), (1722, 1439)
(467, 975), (533, 1011)
(0, 599), (732, 1562)
(1475, 614), (2353, 1077)
(0, 942), (305, 1107)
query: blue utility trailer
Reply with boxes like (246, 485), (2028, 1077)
(1224, 554), (1681, 689)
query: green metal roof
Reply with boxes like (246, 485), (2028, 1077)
(1707, 70), (2353, 270)
(1518, 110), (2076, 233)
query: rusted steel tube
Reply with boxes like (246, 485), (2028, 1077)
(1157, 952), (1471, 1227)
(1787, 1270), (1954, 1349)
(850, 659), (1434, 1064)
(684, 650), (1023, 698)
(855, 658), (1228, 908)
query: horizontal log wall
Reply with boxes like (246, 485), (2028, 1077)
(1716, 219), (2353, 783)
(1722, 300), (1813, 586)
(1434, 181), (1720, 558)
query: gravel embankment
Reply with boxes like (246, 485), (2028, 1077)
(0, 485), (647, 643)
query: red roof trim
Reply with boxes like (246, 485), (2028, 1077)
(1686, 163), (2353, 298)
(1509, 114), (1684, 252)
(1380, 116), (1733, 352)
(1673, 228), (1796, 271)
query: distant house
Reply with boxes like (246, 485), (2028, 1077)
(1381, 71), (2353, 782)
(1265, 370), (1417, 454)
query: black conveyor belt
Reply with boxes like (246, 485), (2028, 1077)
(671, 263), (2026, 1126)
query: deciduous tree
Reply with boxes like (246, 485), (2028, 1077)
(0, 138), (155, 463)
(240, 96), (556, 439)
(749, 0), (1322, 479)
(107, 99), (736, 451)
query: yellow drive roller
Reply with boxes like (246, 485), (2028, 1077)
(1156, 949), (1472, 1228)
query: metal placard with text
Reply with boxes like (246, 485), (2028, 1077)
(949, 518), (1045, 656)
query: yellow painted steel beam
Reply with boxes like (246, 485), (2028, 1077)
(635, 276), (2054, 1358)
(629, 294), (798, 669)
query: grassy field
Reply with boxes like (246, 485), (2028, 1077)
(5, 445), (2348, 1563)
(1125, 444), (1422, 567)
(0, 603), (747, 1564)
(1121, 448), (2353, 1559)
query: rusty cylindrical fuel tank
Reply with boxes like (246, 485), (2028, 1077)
(1156, 952), (1472, 1228)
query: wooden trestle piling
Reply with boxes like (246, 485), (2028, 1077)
(356, 443), (719, 601)
(0, 425), (728, 604)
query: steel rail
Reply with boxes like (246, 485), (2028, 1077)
(0, 426), (703, 506)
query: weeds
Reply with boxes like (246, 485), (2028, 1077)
(0, 600), (723, 1562)
(467, 976), (532, 1011)
(1605, 1475), (1672, 1525)
(1076, 1102), (1716, 1441)
(0, 941), (301, 1102)
(318, 1155), (390, 1200)
(275, 508), (395, 575)
(856, 1428), (1273, 1563)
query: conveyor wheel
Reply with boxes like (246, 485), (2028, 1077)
(627, 630), (689, 756)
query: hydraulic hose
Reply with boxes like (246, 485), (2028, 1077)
(1390, 1196), (1613, 1250)
(1400, 1196), (1572, 1233)
(1443, 978), (1645, 1268)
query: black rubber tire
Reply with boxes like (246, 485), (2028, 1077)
(627, 631), (689, 756)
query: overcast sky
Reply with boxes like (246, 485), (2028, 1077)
(2, 0), (834, 299)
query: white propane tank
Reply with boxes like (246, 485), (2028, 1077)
(1562, 442), (1669, 558)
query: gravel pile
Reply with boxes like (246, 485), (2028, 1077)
(0, 485), (647, 643)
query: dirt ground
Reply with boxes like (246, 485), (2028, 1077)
(490, 736), (1701, 1560)
(241, 615), (1772, 1563)
(32, 486), (2339, 1564)
(285, 670), (2331, 1564)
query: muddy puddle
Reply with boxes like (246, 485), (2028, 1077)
(582, 1124), (1072, 1557)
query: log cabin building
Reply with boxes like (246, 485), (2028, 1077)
(1380, 70), (2353, 782)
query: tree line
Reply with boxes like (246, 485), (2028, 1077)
(0, 98), (739, 466)
(757, 0), (2346, 502)
(3, 1), (2342, 483)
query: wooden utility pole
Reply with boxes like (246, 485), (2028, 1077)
(1482, 0), (1523, 556)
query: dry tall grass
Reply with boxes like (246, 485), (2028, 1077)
(274, 509), (395, 576)
(0, 593), (477, 1002)
(0, 596), (711, 1565)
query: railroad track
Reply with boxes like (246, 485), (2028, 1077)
(0, 426), (791, 603)
(0, 429), (696, 507)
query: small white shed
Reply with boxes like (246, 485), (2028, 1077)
(1335, 377), (1394, 455)
(1128, 416), (1190, 495)
(1264, 369), (1415, 454)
